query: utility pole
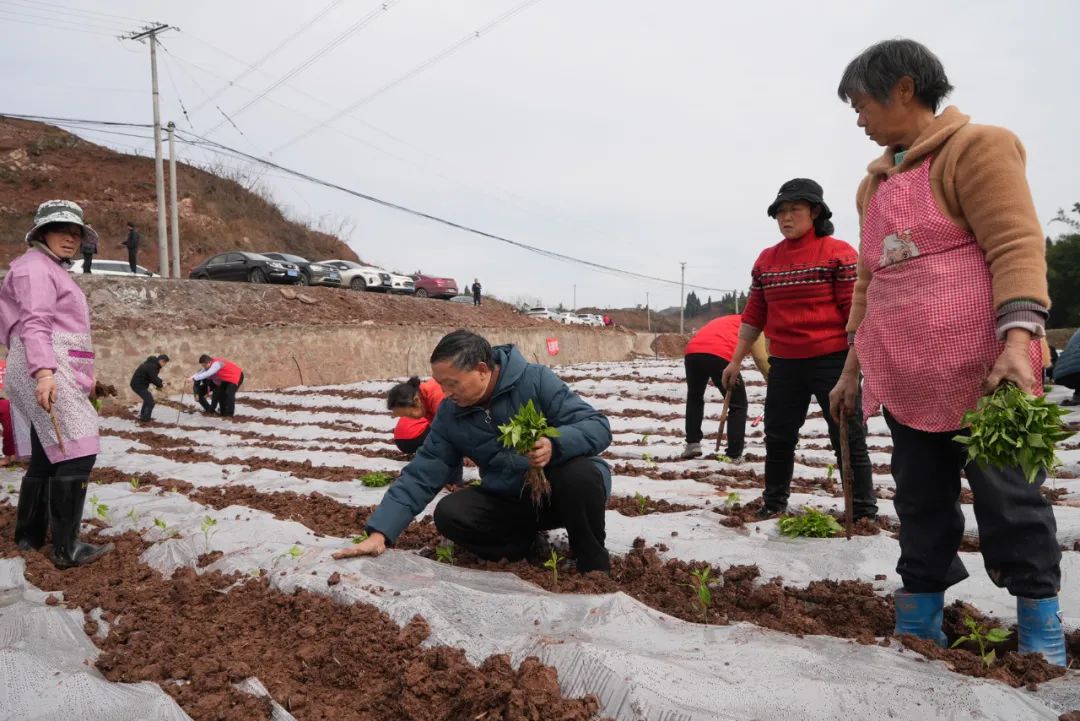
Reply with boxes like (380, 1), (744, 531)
(572, 284), (576, 311)
(734, 290), (741, 314)
(646, 291), (651, 332)
(122, 23), (176, 278)
(167, 122), (180, 278)
(679, 262), (686, 334)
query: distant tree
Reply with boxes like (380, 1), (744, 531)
(1048, 203), (1080, 328)
(685, 291), (703, 318)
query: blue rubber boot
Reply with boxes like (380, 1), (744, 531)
(1017, 597), (1067, 666)
(894, 590), (948, 647)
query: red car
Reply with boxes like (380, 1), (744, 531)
(410, 272), (458, 299)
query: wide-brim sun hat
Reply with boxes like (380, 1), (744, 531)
(24, 199), (99, 246)
(766, 178), (833, 221)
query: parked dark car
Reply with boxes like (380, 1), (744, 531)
(261, 252), (341, 287)
(411, 271), (458, 299)
(189, 252), (301, 285)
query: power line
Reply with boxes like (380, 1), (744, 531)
(274, 0), (542, 155)
(9, 0), (146, 23)
(0, 112), (733, 293)
(0, 10), (119, 36)
(205, 0), (400, 137)
(0, 0), (130, 30)
(185, 0), (347, 114)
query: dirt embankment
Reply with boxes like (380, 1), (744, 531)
(0, 118), (360, 275)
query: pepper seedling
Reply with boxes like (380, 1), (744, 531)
(826, 464), (836, 481)
(5, 483), (15, 494)
(361, 471), (394, 488)
(956, 385), (1075, 484)
(126, 507), (140, 524)
(273, 545), (303, 566)
(715, 454), (731, 463)
(497, 399), (561, 505)
(434, 542), (456, 565)
(951, 615), (1012, 668)
(633, 492), (649, 516)
(778, 507), (843, 538)
(129, 476), (141, 491)
(642, 452), (657, 468)
(89, 494), (109, 521)
(153, 517), (178, 538)
(200, 516), (218, 551)
(543, 548), (564, 585)
(686, 566), (715, 624)
(723, 492), (740, 509)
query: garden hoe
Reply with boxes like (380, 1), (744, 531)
(838, 401), (854, 540)
(714, 387), (734, 453)
(175, 390), (186, 426)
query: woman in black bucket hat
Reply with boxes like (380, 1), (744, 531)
(721, 179), (877, 521)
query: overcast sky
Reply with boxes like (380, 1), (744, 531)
(2, 0), (1077, 310)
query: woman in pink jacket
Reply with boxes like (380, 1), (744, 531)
(2, 200), (112, 568)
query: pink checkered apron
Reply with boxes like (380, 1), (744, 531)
(855, 155), (1040, 432)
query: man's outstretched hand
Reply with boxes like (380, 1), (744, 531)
(332, 531), (387, 559)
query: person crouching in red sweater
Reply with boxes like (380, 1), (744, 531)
(721, 178), (877, 521)
(387, 376), (462, 487)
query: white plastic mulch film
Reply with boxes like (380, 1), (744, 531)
(1, 357), (1079, 720)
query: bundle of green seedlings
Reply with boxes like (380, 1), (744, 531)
(778, 507), (843, 538)
(360, 471), (394, 488)
(956, 384), (1076, 484)
(497, 399), (560, 505)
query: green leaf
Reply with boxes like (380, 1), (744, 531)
(983, 648), (997, 667)
(985, 627), (1011, 643)
(542, 426), (561, 438)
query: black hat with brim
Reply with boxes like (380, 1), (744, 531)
(767, 178), (833, 220)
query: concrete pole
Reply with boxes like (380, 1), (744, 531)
(150, 34), (169, 278)
(735, 290), (741, 314)
(679, 262), (686, 334)
(167, 122), (180, 278)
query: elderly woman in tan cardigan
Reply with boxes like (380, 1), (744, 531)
(828, 39), (1064, 665)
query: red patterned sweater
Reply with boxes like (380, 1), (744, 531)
(739, 230), (857, 359)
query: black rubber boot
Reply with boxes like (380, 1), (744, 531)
(14, 476), (49, 550)
(49, 475), (113, 569)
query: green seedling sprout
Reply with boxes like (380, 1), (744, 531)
(826, 464), (836, 480)
(950, 616), (1012, 668)
(434, 542), (456, 565)
(642, 452), (657, 467)
(686, 567), (714, 624)
(89, 494), (109, 521)
(641, 433), (650, 445)
(351, 531), (369, 544)
(633, 492), (649, 516)
(715, 454), (731, 463)
(153, 517), (178, 538)
(129, 476), (141, 490)
(956, 385), (1075, 483)
(543, 548), (564, 585)
(468, 478), (482, 487)
(126, 507), (139, 524)
(724, 492), (740, 509)
(777, 507), (843, 538)
(273, 545), (303, 566)
(200, 516), (218, 551)
(360, 471), (394, 488)
(6, 483), (16, 494)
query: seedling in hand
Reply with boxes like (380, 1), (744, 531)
(497, 399), (561, 505)
(361, 471), (394, 488)
(956, 384), (1075, 483)
(544, 548), (564, 585)
(778, 507), (843, 538)
(200, 516), (218, 551)
(351, 532), (369, 544)
(951, 616), (1011, 668)
(633, 492), (650, 515)
(686, 566), (714, 624)
(434, 542), (456, 565)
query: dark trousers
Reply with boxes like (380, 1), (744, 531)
(212, 372), (244, 416)
(394, 430), (463, 486)
(473, 292), (481, 306)
(684, 352), (747, 456)
(763, 351), (877, 517)
(194, 379), (215, 412)
(131, 383), (155, 421)
(433, 456), (610, 572)
(82, 252), (93, 273)
(26, 427), (96, 480)
(884, 410), (1061, 598)
(127, 249), (138, 273)
(1056, 372), (1080, 392)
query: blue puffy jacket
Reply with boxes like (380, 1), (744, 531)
(1055, 330), (1080, 381)
(366, 345), (612, 544)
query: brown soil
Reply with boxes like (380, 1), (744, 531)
(607, 495), (698, 516)
(650, 333), (692, 358)
(0, 505), (606, 721)
(126, 445), (382, 483)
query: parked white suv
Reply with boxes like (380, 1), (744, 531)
(319, 260), (390, 291)
(526, 307), (553, 320)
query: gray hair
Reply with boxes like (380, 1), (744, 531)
(430, 329), (494, 369)
(837, 39), (953, 112)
